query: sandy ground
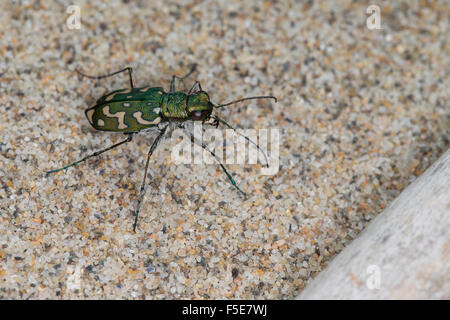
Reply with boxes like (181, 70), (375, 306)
(0, 0), (448, 299)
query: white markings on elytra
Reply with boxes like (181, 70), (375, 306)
(105, 88), (132, 101)
(140, 87), (150, 92)
(133, 112), (161, 125)
(153, 108), (161, 114)
(86, 109), (95, 125)
(97, 119), (105, 126)
(103, 106), (127, 129)
(123, 102), (131, 107)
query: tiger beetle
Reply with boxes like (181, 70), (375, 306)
(46, 64), (277, 232)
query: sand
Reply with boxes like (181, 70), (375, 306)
(0, 0), (448, 299)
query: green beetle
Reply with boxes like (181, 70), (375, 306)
(47, 65), (277, 231)
(85, 87), (218, 133)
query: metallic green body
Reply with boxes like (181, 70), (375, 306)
(161, 92), (188, 119)
(85, 86), (165, 133)
(85, 87), (214, 133)
(186, 92), (211, 113)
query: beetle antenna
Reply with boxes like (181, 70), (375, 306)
(215, 116), (269, 168)
(214, 95), (277, 108)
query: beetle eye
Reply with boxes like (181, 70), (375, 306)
(190, 110), (207, 121)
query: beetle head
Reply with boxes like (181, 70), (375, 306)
(186, 91), (214, 122)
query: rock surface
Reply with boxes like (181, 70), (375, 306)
(298, 150), (450, 299)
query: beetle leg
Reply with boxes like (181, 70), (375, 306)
(215, 116), (269, 168)
(169, 63), (197, 92)
(188, 132), (247, 199)
(187, 81), (203, 95)
(76, 67), (135, 88)
(46, 134), (133, 174)
(133, 125), (168, 232)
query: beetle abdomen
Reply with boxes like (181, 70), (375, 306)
(85, 87), (165, 132)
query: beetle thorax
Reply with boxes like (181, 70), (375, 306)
(161, 92), (188, 119)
